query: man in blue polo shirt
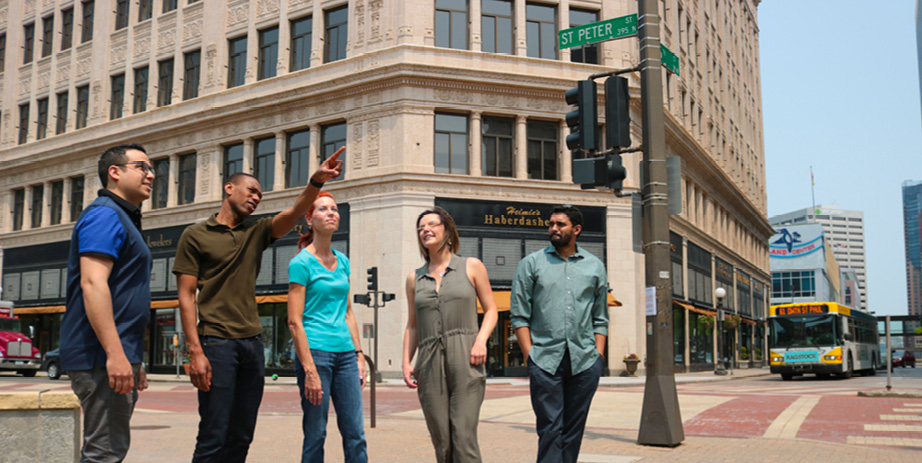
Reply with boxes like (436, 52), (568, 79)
(61, 143), (154, 463)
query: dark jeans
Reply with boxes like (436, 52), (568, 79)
(528, 350), (603, 463)
(295, 349), (367, 463)
(192, 336), (265, 463)
(70, 364), (141, 463)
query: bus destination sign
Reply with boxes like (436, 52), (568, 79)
(776, 305), (829, 316)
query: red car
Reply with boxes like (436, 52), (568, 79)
(892, 350), (917, 368)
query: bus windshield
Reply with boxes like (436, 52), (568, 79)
(770, 315), (838, 348)
(0, 318), (22, 333)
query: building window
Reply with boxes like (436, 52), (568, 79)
(687, 241), (712, 305)
(110, 74), (125, 120)
(18, 103), (29, 145)
(526, 3), (556, 59)
(61, 8), (74, 51)
(76, 85), (89, 129)
(50, 181), (64, 225)
(481, 0), (512, 54)
(482, 116), (513, 177)
(151, 158), (170, 209)
(0, 33), (5, 72)
(569, 9), (599, 64)
(81, 1), (95, 43)
(178, 152), (196, 205)
(254, 137), (276, 192)
(183, 50), (200, 99)
(436, 0), (468, 50)
(36, 97), (49, 140)
(23, 23), (35, 65)
(286, 129), (311, 188)
(771, 271), (816, 299)
(526, 120), (558, 180)
(228, 36), (247, 88)
(258, 26), (279, 81)
(321, 122), (346, 181)
(223, 143), (244, 183)
(434, 113), (469, 174)
(70, 176), (84, 220)
(56, 92), (68, 135)
(290, 16), (312, 72)
(158, 59), (173, 107)
(31, 184), (44, 229)
(41, 16), (54, 58)
(324, 6), (348, 63)
(13, 189), (25, 231)
(115, 0), (129, 30)
(138, 0), (152, 22)
(163, 0), (178, 13)
(133, 67), (149, 113)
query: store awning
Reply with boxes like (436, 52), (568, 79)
(14, 305), (65, 315)
(740, 317), (758, 326)
(674, 299), (716, 316)
(476, 291), (622, 314)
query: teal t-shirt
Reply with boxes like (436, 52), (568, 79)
(288, 248), (355, 353)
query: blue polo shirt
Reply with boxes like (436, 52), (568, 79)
(61, 192), (151, 371)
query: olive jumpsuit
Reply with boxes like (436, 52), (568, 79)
(413, 254), (486, 463)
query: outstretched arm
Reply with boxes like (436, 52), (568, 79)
(271, 147), (344, 239)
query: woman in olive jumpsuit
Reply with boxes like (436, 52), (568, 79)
(401, 207), (499, 463)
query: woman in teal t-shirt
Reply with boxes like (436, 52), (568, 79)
(287, 192), (367, 463)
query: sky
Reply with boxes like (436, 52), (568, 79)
(758, 1), (922, 316)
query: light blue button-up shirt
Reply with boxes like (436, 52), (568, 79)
(510, 244), (609, 375)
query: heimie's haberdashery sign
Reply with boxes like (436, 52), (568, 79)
(437, 199), (605, 233)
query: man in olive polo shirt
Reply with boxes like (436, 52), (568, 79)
(173, 149), (343, 463)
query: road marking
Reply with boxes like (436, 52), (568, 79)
(577, 455), (642, 463)
(134, 408), (171, 414)
(848, 436), (922, 448)
(903, 403), (922, 407)
(864, 424), (922, 432)
(892, 408), (922, 413)
(880, 414), (922, 421)
(762, 395), (820, 439)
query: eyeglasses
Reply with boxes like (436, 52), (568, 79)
(116, 161), (154, 175)
(417, 223), (444, 233)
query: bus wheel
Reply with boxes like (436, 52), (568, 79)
(838, 355), (853, 379)
(868, 357), (877, 376)
(781, 373), (793, 381)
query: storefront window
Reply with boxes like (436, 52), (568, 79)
(259, 303), (295, 370)
(689, 311), (713, 365)
(673, 306), (685, 365)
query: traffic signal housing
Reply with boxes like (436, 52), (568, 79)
(366, 267), (378, 292)
(605, 76), (631, 149)
(606, 154), (627, 191)
(565, 80), (599, 152)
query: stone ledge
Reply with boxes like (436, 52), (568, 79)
(0, 392), (80, 411)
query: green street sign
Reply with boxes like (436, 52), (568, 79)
(559, 14), (638, 49)
(661, 44), (680, 76)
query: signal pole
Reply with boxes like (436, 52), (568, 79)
(636, 0), (685, 446)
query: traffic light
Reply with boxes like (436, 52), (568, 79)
(366, 267), (378, 292)
(565, 80), (599, 152)
(353, 294), (371, 306)
(606, 153), (627, 191)
(605, 76), (631, 149)
(382, 293), (396, 303)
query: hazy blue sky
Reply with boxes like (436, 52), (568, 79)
(759, 1), (922, 316)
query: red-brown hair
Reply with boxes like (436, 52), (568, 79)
(297, 191), (335, 250)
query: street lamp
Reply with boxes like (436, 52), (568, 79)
(714, 287), (728, 375)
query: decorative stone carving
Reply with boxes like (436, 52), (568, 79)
(19, 73), (32, 97)
(369, 0), (382, 42)
(24, 0), (35, 17)
(366, 120), (380, 167)
(134, 31), (152, 61)
(205, 43), (218, 88)
(0, 4), (8, 29)
(91, 80), (102, 119)
(288, 0), (310, 9)
(226, 1), (249, 29)
(36, 70), (50, 92)
(352, 124), (363, 169)
(257, 0), (280, 19)
(184, 18), (203, 44)
(56, 61), (70, 83)
(110, 44), (128, 67)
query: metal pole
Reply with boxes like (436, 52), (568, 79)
(636, 0), (684, 447)
(363, 354), (376, 428)
(885, 315), (891, 391)
(373, 291), (380, 383)
(715, 308), (726, 375)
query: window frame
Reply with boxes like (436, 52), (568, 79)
(36, 97), (49, 140)
(158, 58), (174, 107)
(50, 180), (64, 226)
(177, 152), (196, 205)
(183, 50), (200, 100)
(227, 36), (248, 88)
(324, 6), (348, 63)
(435, 0), (469, 50)
(481, 115), (513, 177)
(286, 129), (311, 188)
(525, 2), (557, 60)
(75, 85), (89, 129)
(290, 16), (312, 72)
(481, 0), (513, 54)
(61, 7), (74, 51)
(81, 0), (95, 44)
(434, 112), (470, 175)
(133, 66), (149, 114)
(258, 26), (279, 81)
(110, 73), (125, 120)
(525, 119), (559, 180)
(254, 136), (276, 192)
(55, 91), (68, 135)
(223, 143), (244, 183)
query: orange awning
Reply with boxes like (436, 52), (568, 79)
(674, 299), (716, 316)
(477, 290), (622, 314)
(14, 305), (65, 315)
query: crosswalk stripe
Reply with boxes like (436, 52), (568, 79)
(892, 408), (922, 413)
(879, 414), (922, 421)
(763, 395), (820, 439)
(864, 424), (922, 432)
(847, 436), (922, 448)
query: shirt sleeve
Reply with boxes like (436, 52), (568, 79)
(510, 254), (535, 329)
(591, 259), (610, 337)
(289, 252), (311, 287)
(76, 207), (126, 261)
(172, 227), (201, 277)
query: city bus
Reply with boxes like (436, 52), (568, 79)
(768, 302), (879, 380)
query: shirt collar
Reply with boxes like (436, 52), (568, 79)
(97, 189), (142, 230)
(545, 244), (584, 260)
(417, 254), (462, 281)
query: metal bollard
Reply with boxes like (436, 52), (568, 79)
(363, 354), (376, 428)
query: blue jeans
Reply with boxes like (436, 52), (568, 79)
(193, 336), (265, 463)
(528, 350), (602, 463)
(295, 349), (367, 463)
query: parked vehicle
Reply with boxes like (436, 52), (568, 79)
(892, 350), (917, 368)
(0, 301), (41, 377)
(41, 348), (62, 380)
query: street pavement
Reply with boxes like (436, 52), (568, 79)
(4, 367), (922, 462)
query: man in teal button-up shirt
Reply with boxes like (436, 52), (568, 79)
(511, 205), (609, 463)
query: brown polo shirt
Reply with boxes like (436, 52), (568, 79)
(172, 214), (275, 339)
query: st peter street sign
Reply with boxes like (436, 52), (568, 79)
(560, 14), (680, 75)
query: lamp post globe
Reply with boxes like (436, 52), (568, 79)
(714, 287), (728, 375)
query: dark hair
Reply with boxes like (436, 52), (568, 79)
(416, 206), (460, 262)
(550, 204), (584, 234)
(224, 172), (259, 198)
(98, 143), (147, 188)
(297, 191), (335, 250)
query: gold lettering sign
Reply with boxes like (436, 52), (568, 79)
(484, 214), (550, 228)
(146, 234), (173, 248)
